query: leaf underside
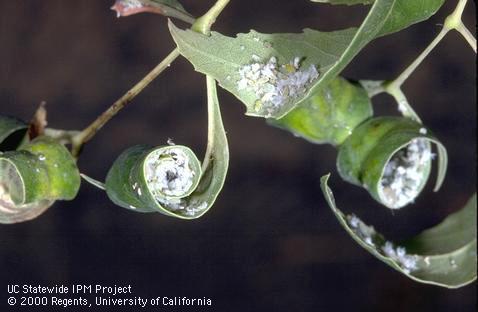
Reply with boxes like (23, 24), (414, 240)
(112, 0), (193, 22)
(170, 0), (444, 119)
(321, 174), (477, 288)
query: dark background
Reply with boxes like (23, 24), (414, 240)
(0, 1), (476, 311)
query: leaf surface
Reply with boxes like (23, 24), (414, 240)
(170, 0), (444, 118)
(321, 174), (477, 288)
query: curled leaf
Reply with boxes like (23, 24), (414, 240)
(0, 115), (28, 151)
(311, 0), (444, 37)
(269, 77), (373, 145)
(321, 174), (477, 288)
(337, 117), (447, 209)
(0, 137), (81, 224)
(106, 76), (229, 219)
(169, 0), (444, 119)
(169, 20), (356, 119)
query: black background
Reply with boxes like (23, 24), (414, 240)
(0, 1), (476, 311)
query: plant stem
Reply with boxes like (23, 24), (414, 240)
(386, 27), (449, 91)
(71, 48), (180, 156)
(191, 0), (230, 35)
(446, 0), (468, 25)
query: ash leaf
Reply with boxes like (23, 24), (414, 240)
(111, 0), (194, 23)
(321, 174), (477, 288)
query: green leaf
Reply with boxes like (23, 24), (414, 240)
(269, 77), (373, 145)
(0, 115), (28, 151)
(0, 200), (53, 224)
(321, 174), (477, 288)
(169, 0), (443, 119)
(170, 21), (356, 118)
(111, 0), (194, 23)
(0, 137), (81, 224)
(336, 117), (447, 209)
(377, 0), (445, 37)
(106, 76), (229, 219)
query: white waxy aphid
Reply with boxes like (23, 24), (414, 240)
(144, 148), (196, 199)
(236, 55), (319, 115)
(381, 241), (419, 273)
(379, 138), (433, 209)
(347, 214), (377, 246)
(398, 102), (408, 114)
(0, 182), (14, 208)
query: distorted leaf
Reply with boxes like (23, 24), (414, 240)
(269, 77), (373, 145)
(0, 115), (28, 151)
(170, 0), (444, 119)
(111, 0), (194, 23)
(337, 117), (447, 209)
(311, 0), (444, 37)
(321, 174), (477, 288)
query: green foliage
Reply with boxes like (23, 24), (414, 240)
(269, 77), (373, 145)
(105, 77), (229, 219)
(321, 175), (477, 288)
(311, 0), (445, 38)
(170, 21), (356, 118)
